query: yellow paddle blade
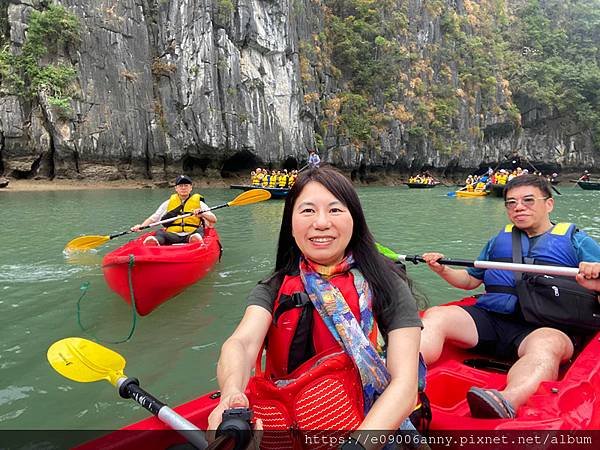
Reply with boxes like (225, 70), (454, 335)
(64, 235), (110, 252)
(47, 337), (126, 386)
(227, 189), (271, 206)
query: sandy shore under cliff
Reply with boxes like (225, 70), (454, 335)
(0, 177), (240, 192)
(0, 171), (584, 192)
(0, 173), (406, 192)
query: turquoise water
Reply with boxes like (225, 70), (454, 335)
(0, 185), (598, 433)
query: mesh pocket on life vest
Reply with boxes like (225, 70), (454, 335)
(248, 350), (364, 450)
(295, 378), (362, 430)
(253, 402), (294, 450)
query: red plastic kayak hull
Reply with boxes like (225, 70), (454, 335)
(101, 228), (221, 316)
(424, 297), (600, 430)
(78, 297), (600, 449)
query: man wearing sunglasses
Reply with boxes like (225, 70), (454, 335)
(419, 174), (600, 420)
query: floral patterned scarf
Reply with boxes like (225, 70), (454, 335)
(299, 254), (390, 413)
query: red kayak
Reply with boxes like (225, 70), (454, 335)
(101, 228), (221, 316)
(425, 297), (600, 430)
(79, 296), (600, 449)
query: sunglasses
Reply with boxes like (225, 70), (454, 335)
(504, 196), (549, 210)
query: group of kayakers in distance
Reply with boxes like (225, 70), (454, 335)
(408, 172), (437, 184)
(249, 167), (298, 188)
(125, 167), (599, 442)
(464, 173), (490, 192)
(246, 150), (320, 188)
(464, 167), (559, 192)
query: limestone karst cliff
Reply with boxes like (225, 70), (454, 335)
(0, 0), (598, 181)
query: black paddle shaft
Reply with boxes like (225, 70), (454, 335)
(110, 202), (235, 240)
(119, 377), (211, 449)
(403, 255), (475, 268)
(109, 230), (131, 239)
(118, 377), (165, 415)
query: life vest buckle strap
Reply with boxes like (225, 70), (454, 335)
(273, 292), (312, 325)
(485, 285), (518, 295)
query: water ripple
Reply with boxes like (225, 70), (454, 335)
(0, 408), (25, 422)
(191, 342), (217, 351)
(0, 385), (34, 407)
(0, 263), (92, 283)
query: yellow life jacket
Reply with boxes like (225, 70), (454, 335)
(163, 193), (202, 233)
(251, 174), (260, 186)
(278, 175), (288, 188)
(269, 175), (278, 188)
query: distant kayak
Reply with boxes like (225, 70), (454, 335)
(102, 228), (221, 315)
(230, 184), (289, 198)
(576, 180), (600, 190)
(404, 182), (439, 189)
(456, 190), (488, 197)
(488, 183), (506, 197)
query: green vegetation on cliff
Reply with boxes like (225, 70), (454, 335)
(0, 3), (79, 117)
(510, 0), (600, 147)
(0, 2), (8, 47)
(302, 0), (600, 155)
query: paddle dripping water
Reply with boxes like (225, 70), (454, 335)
(0, 186), (598, 431)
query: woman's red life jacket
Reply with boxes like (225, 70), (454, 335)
(246, 273), (374, 444)
(263, 272), (377, 378)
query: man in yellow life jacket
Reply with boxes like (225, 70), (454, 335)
(131, 175), (217, 246)
(268, 170), (278, 188)
(278, 169), (289, 188)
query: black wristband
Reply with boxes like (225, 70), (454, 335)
(340, 436), (366, 450)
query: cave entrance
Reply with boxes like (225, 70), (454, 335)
(220, 150), (261, 177)
(281, 156), (299, 171)
(9, 153), (44, 179)
(182, 155), (211, 174)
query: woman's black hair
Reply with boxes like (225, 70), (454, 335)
(273, 166), (416, 323)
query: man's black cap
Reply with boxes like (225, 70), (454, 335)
(175, 174), (193, 185)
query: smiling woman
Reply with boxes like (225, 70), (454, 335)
(207, 167), (424, 448)
(291, 181), (353, 266)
